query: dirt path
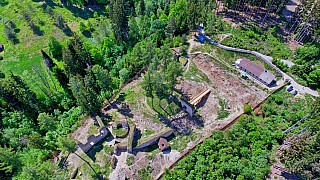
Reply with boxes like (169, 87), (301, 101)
(218, 33), (231, 43)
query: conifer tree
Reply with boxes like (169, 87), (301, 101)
(0, 72), (39, 117)
(109, 0), (129, 42)
(68, 75), (100, 115)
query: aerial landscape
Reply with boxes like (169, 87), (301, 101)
(0, 0), (320, 179)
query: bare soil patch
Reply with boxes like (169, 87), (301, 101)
(288, 39), (302, 52)
(192, 54), (267, 107)
(71, 117), (94, 144)
(176, 53), (268, 126)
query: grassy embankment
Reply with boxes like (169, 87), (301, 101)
(0, 0), (104, 98)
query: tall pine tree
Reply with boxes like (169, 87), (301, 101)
(109, 0), (129, 42)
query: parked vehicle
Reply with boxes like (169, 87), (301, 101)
(291, 90), (298, 95)
(287, 86), (293, 92)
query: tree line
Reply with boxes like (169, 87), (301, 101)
(165, 90), (316, 179)
(0, 0), (209, 178)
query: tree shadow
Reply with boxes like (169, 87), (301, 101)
(0, 0), (8, 6)
(86, 141), (104, 162)
(66, 5), (93, 20)
(30, 22), (44, 36)
(280, 171), (300, 180)
(118, 102), (134, 118)
(54, 14), (73, 36)
(82, 30), (92, 38)
(170, 111), (204, 135)
(8, 35), (20, 45)
(132, 129), (141, 148)
(62, 24), (73, 36)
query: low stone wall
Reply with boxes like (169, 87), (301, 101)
(115, 127), (130, 139)
(132, 130), (173, 151)
(127, 125), (136, 153)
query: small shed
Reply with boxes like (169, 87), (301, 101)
(0, 43), (3, 52)
(158, 137), (170, 151)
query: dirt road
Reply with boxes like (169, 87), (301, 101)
(201, 30), (319, 97)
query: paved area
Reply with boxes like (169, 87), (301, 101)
(201, 31), (319, 97)
(281, 60), (295, 67)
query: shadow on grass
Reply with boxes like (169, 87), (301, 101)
(62, 4), (107, 20)
(62, 24), (73, 36)
(30, 23), (44, 36)
(118, 103), (134, 118)
(0, 0), (8, 6)
(131, 143), (159, 155)
(132, 129), (141, 148)
(82, 31), (92, 38)
(86, 141), (104, 162)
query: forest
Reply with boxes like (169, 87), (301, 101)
(0, 0), (319, 179)
(165, 90), (320, 179)
(0, 0), (216, 179)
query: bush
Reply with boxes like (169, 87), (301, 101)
(244, 104), (252, 114)
(79, 22), (87, 33)
(0, 55), (3, 60)
(126, 155), (134, 166)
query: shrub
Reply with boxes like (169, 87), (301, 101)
(244, 104), (252, 114)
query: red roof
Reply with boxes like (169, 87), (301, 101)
(239, 58), (264, 77)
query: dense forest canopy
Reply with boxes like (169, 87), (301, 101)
(165, 91), (319, 179)
(0, 0), (319, 179)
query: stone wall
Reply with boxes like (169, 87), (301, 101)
(132, 130), (173, 151)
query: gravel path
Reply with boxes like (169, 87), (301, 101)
(281, 60), (295, 67)
(108, 152), (128, 180)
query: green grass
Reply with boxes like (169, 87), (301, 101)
(146, 93), (180, 118)
(104, 145), (114, 154)
(126, 155), (134, 166)
(142, 128), (155, 137)
(113, 127), (127, 137)
(220, 25), (293, 60)
(170, 132), (200, 152)
(123, 86), (144, 104)
(217, 98), (230, 120)
(88, 124), (99, 135)
(0, 0), (103, 97)
(179, 56), (188, 66)
(110, 111), (120, 122)
(184, 60), (211, 84)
